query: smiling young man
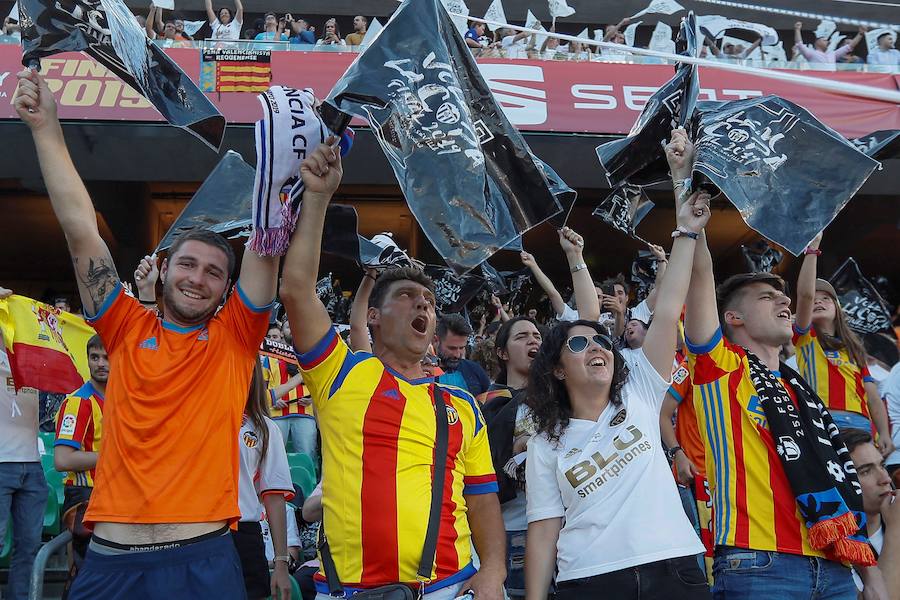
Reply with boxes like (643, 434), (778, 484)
(15, 69), (284, 599)
(280, 141), (506, 600)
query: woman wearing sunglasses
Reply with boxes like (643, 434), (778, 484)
(523, 128), (712, 600)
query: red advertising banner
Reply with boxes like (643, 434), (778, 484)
(0, 45), (897, 139)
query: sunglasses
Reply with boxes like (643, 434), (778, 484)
(565, 334), (613, 354)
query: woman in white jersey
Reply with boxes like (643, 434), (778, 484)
(232, 361), (294, 600)
(523, 129), (711, 600)
(204, 0), (243, 41)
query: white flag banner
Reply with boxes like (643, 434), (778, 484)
(827, 31), (846, 52)
(360, 17), (383, 45)
(441, 0), (470, 37)
(576, 26), (588, 40)
(630, 0), (685, 20)
(767, 40), (787, 62)
(548, 0), (575, 19)
(525, 9), (548, 48)
(815, 20), (837, 40)
(866, 28), (898, 54)
(624, 20), (642, 46)
(722, 35), (763, 59)
(182, 19), (205, 36)
(152, 0), (174, 10)
(483, 0), (507, 26)
(697, 15), (778, 45)
(649, 21), (675, 53)
(7, 2), (18, 21)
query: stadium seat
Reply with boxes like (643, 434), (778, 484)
(266, 573), (302, 600)
(0, 519), (11, 568)
(289, 465), (315, 499)
(39, 431), (56, 454)
(40, 452), (55, 475)
(286, 452), (315, 475)
(44, 467), (65, 507)
(42, 485), (60, 536)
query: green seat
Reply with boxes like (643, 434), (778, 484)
(40, 452), (55, 475)
(266, 572), (302, 600)
(286, 452), (315, 474)
(44, 467), (65, 507)
(289, 465), (315, 499)
(39, 431), (56, 454)
(0, 519), (11, 568)
(43, 484), (60, 536)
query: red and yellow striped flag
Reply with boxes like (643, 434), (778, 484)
(0, 295), (95, 393)
(200, 49), (272, 93)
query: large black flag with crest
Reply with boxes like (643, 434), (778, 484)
(596, 12), (699, 187)
(848, 130), (900, 161)
(423, 265), (486, 314)
(829, 258), (896, 339)
(20, 0), (225, 150)
(592, 185), (655, 243)
(319, 0), (574, 274)
(691, 96), (879, 256)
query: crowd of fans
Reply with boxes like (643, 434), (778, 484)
(1, 65), (899, 600)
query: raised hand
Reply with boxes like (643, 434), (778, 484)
(557, 226), (585, 258)
(520, 250), (537, 268)
(300, 136), (343, 198)
(14, 69), (59, 132)
(676, 191), (712, 234)
(134, 254), (160, 300)
(665, 127), (695, 181)
(648, 243), (667, 262)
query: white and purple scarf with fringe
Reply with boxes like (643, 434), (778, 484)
(250, 86), (353, 255)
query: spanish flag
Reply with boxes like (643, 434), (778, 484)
(0, 295), (95, 393)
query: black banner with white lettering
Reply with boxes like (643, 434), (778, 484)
(320, 0), (574, 273)
(501, 267), (534, 316)
(691, 96), (878, 256)
(424, 265), (486, 314)
(848, 130), (900, 161)
(480, 262), (509, 296)
(741, 240), (784, 274)
(592, 185), (655, 243)
(829, 258), (896, 338)
(595, 12), (699, 187)
(630, 250), (659, 302)
(20, 0), (225, 150)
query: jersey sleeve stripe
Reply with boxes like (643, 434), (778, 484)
(236, 281), (276, 313)
(295, 328), (339, 369)
(463, 482), (499, 495)
(685, 327), (722, 355)
(260, 488), (296, 501)
(54, 439), (82, 449)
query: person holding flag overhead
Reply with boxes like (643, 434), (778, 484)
(793, 233), (895, 456)
(280, 138), (506, 599)
(14, 68), (290, 599)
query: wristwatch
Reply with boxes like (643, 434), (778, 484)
(665, 446), (684, 461)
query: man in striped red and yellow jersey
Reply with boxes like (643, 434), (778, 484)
(280, 144), (506, 600)
(54, 334), (107, 564)
(683, 240), (878, 598)
(260, 327), (318, 461)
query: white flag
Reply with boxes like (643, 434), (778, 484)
(576, 27), (588, 40)
(814, 20), (836, 41)
(483, 0), (506, 26)
(525, 9), (548, 48)
(866, 28), (898, 54)
(624, 20), (642, 47)
(698, 16), (778, 46)
(182, 19), (205, 36)
(827, 31), (845, 52)
(630, 0), (684, 20)
(360, 17), (383, 46)
(767, 40), (787, 62)
(7, 2), (18, 21)
(548, 0), (575, 19)
(649, 21), (675, 53)
(152, 0), (174, 10)
(441, 0), (470, 37)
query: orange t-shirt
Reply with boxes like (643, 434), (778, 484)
(84, 283), (271, 526)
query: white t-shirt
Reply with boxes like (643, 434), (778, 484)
(868, 48), (900, 66)
(0, 341), (40, 462)
(502, 35), (528, 58)
(237, 415), (294, 521)
(209, 18), (242, 41)
(556, 299), (652, 331)
(262, 503), (302, 561)
(526, 348), (703, 582)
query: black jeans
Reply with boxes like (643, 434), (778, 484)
(556, 555), (711, 600)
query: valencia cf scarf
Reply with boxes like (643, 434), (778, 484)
(745, 352), (875, 566)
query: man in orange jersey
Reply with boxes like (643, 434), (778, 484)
(281, 141), (506, 600)
(677, 135), (877, 599)
(14, 69), (318, 599)
(54, 334), (108, 568)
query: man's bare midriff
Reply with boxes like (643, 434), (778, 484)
(93, 521), (228, 544)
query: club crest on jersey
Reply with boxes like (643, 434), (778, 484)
(242, 431), (259, 448)
(446, 405), (459, 425)
(60, 413), (77, 436)
(610, 408), (627, 426)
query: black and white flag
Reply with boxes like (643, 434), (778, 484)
(20, 0), (225, 150)
(829, 258), (896, 338)
(423, 265), (486, 313)
(848, 130), (900, 161)
(480, 261), (509, 296)
(320, 0), (574, 273)
(741, 240), (784, 274)
(596, 12), (699, 187)
(630, 250), (659, 302)
(592, 185), (655, 243)
(501, 267), (533, 316)
(691, 96), (879, 256)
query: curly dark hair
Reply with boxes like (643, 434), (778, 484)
(526, 320), (630, 445)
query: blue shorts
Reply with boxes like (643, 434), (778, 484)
(68, 532), (248, 600)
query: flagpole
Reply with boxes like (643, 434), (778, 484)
(457, 13), (900, 104)
(690, 0), (899, 30)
